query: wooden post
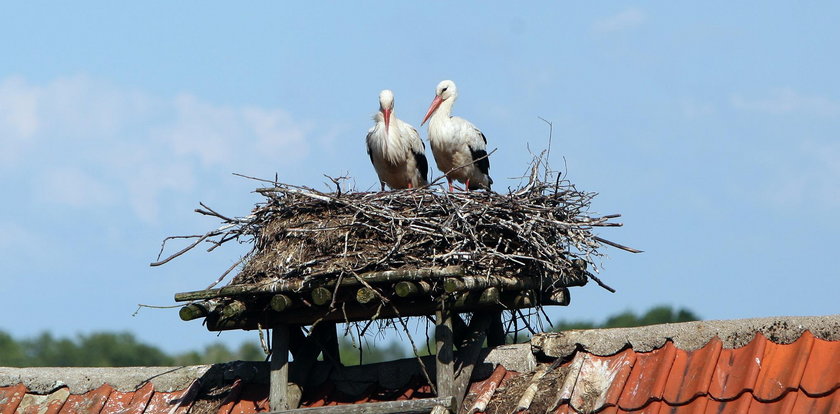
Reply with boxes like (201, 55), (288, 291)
(270, 324), (290, 411)
(453, 312), (492, 411)
(435, 300), (454, 400)
(487, 310), (505, 347)
(313, 322), (340, 365)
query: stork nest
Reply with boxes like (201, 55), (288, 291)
(153, 164), (636, 294)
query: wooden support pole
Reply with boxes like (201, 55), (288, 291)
(314, 322), (340, 365)
(435, 301), (454, 400)
(453, 312), (492, 412)
(270, 324), (290, 411)
(487, 310), (506, 347)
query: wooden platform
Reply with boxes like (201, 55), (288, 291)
(174, 266), (579, 413)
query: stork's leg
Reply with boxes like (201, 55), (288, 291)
(407, 182), (413, 189)
(380, 182), (386, 192)
(448, 178), (455, 192)
(465, 178), (471, 192)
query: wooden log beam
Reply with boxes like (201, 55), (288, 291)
(355, 287), (377, 304)
(179, 303), (209, 321)
(205, 292), (547, 330)
(269, 397), (454, 414)
(270, 294), (293, 312)
(174, 266), (463, 302)
(443, 275), (538, 293)
(394, 280), (433, 298)
(310, 287), (332, 306)
(542, 287), (570, 306)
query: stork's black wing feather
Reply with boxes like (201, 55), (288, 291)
(365, 139), (374, 165)
(470, 148), (490, 177)
(414, 151), (429, 184)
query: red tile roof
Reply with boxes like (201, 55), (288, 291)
(1, 315), (838, 414)
(479, 329), (839, 413)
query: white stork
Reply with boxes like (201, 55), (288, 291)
(421, 80), (493, 191)
(366, 89), (429, 191)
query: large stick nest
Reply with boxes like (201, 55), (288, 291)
(154, 163), (635, 294)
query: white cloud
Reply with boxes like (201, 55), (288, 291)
(37, 167), (115, 208)
(680, 98), (716, 118)
(731, 88), (840, 116)
(592, 8), (647, 33)
(0, 75), (314, 223)
(752, 140), (840, 211)
(0, 221), (40, 250)
(0, 77), (40, 163)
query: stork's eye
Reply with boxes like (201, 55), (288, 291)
(442, 87), (448, 92)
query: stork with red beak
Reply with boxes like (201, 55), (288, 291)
(421, 80), (493, 191)
(366, 90), (429, 191)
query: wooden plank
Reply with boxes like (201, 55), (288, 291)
(269, 397), (454, 414)
(435, 302), (454, 400)
(175, 266), (464, 302)
(270, 324), (290, 411)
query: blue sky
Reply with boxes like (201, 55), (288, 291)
(2, 3), (838, 354)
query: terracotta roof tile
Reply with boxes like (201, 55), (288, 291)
(216, 378), (243, 414)
(618, 341), (676, 410)
(709, 332), (768, 401)
(748, 388), (799, 414)
(656, 395), (709, 413)
(100, 388), (136, 413)
(703, 389), (753, 413)
(663, 337), (722, 405)
(0, 384), (27, 414)
(17, 387), (69, 414)
(790, 387), (840, 414)
(800, 336), (840, 396)
(124, 381), (155, 414)
(572, 349), (636, 413)
(145, 382), (196, 414)
(753, 330), (815, 402)
(2, 318), (839, 414)
(229, 383), (268, 413)
(58, 384), (113, 414)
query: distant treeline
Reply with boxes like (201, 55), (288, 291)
(0, 305), (697, 367)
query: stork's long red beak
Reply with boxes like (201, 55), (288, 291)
(421, 96), (443, 126)
(383, 108), (391, 135)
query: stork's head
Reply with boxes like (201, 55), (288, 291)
(435, 80), (457, 101)
(379, 89), (395, 134)
(421, 80), (458, 126)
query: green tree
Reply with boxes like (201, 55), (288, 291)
(0, 331), (27, 366)
(555, 305), (700, 332)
